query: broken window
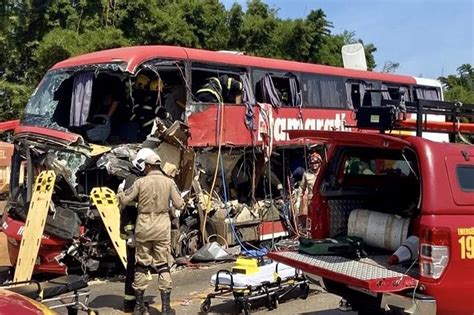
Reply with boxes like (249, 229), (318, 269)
(191, 63), (246, 104)
(381, 84), (411, 102)
(254, 71), (302, 107)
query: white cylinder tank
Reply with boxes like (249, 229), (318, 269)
(347, 209), (410, 251)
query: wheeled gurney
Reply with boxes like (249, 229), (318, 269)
(3, 275), (94, 314)
(201, 260), (309, 314)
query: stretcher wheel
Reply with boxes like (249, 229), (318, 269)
(242, 301), (251, 315)
(300, 283), (310, 299)
(271, 295), (279, 309)
(200, 298), (211, 313)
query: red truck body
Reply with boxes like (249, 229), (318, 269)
(269, 130), (474, 314)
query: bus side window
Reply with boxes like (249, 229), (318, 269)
(191, 64), (246, 104)
(302, 74), (346, 109)
(415, 87), (441, 101)
(254, 72), (302, 107)
(350, 84), (361, 109)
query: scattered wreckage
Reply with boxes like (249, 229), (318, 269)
(3, 116), (299, 276)
(1, 65), (300, 277)
(2, 45), (446, 279)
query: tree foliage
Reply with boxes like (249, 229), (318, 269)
(438, 64), (474, 143)
(439, 64), (474, 104)
(0, 0), (379, 119)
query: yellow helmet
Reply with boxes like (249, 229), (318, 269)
(149, 79), (164, 92)
(135, 74), (150, 90)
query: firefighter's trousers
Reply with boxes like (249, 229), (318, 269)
(124, 244), (136, 301)
(132, 240), (172, 292)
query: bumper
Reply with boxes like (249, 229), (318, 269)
(381, 292), (436, 315)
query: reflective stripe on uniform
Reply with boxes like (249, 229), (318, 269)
(124, 294), (135, 301)
(210, 77), (222, 90)
(143, 119), (155, 127)
(124, 224), (135, 231)
(142, 106), (153, 110)
(196, 88), (223, 103)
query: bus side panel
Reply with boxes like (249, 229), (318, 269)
(420, 214), (474, 315)
(187, 105), (354, 148)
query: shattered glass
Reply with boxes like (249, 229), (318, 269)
(45, 150), (87, 187)
(23, 70), (71, 131)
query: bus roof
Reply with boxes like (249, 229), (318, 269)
(52, 45), (417, 85)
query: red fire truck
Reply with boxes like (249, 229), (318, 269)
(269, 99), (474, 314)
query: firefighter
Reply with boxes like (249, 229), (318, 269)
(296, 150), (323, 231)
(119, 149), (152, 312)
(131, 75), (165, 139)
(117, 149), (184, 315)
(195, 74), (243, 104)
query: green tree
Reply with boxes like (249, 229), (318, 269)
(0, 0), (379, 120)
(439, 64), (474, 104)
(439, 64), (474, 143)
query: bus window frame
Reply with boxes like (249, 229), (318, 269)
(300, 73), (349, 110)
(252, 68), (303, 107)
(189, 61), (249, 104)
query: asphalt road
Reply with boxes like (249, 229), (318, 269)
(1, 227), (353, 314)
(85, 262), (356, 315)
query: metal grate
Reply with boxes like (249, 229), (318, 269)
(276, 251), (407, 280)
(328, 199), (365, 236)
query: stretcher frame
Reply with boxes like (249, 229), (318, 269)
(2, 278), (94, 314)
(200, 264), (310, 314)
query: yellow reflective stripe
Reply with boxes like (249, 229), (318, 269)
(210, 77), (222, 90)
(227, 77), (232, 90)
(142, 106), (153, 110)
(196, 88), (223, 103)
(124, 224), (135, 231)
(120, 233), (127, 239)
(124, 294), (135, 301)
(143, 119), (155, 127)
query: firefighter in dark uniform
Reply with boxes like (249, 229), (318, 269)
(119, 172), (139, 312)
(117, 149), (184, 315)
(119, 148), (153, 312)
(195, 74), (243, 104)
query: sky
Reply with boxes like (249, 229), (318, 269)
(221, 0), (474, 79)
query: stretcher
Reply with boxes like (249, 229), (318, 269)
(3, 275), (94, 314)
(201, 259), (309, 314)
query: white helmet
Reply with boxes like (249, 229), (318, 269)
(132, 148), (161, 172)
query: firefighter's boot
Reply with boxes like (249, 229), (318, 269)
(133, 290), (149, 315)
(160, 291), (176, 315)
(123, 298), (135, 313)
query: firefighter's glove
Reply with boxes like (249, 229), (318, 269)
(118, 180), (126, 193)
(126, 235), (136, 248)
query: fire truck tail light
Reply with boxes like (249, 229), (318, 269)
(419, 226), (450, 280)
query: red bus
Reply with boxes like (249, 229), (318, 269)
(3, 45), (445, 274)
